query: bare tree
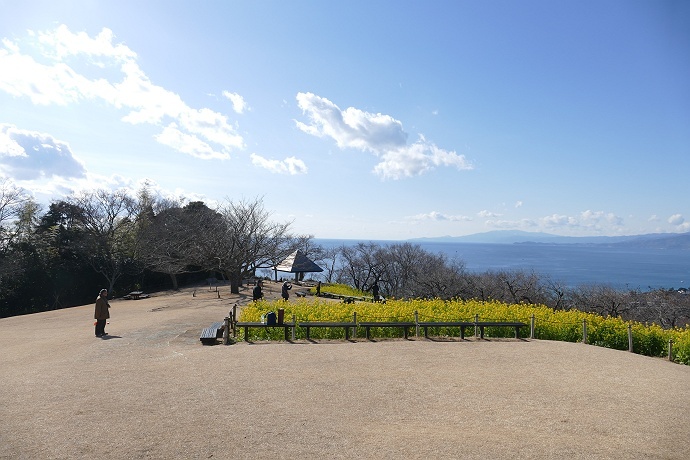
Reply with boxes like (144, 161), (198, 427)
(66, 189), (139, 294)
(407, 251), (469, 300)
(495, 269), (543, 304)
(641, 289), (690, 328)
(310, 244), (340, 283)
(336, 242), (469, 300)
(0, 198), (44, 282)
(463, 271), (507, 302)
(337, 242), (384, 292)
(542, 276), (569, 309)
(0, 179), (29, 253)
(209, 197), (297, 294)
(572, 284), (629, 317)
(135, 192), (192, 290)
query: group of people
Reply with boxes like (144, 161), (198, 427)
(251, 279), (293, 301)
(252, 279), (381, 302)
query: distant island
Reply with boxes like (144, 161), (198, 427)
(409, 230), (690, 250)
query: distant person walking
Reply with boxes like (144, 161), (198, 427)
(281, 281), (292, 300)
(94, 289), (110, 337)
(372, 281), (380, 302)
(252, 280), (264, 301)
(316, 281), (321, 297)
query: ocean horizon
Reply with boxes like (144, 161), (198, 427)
(312, 238), (690, 291)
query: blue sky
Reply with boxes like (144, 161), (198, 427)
(1, 0), (688, 240)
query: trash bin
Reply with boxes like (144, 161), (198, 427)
(277, 308), (285, 325)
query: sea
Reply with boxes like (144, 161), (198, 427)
(312, 239), (690, 291)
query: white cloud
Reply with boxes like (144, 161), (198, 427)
(580, 210), (602, 221)
(250, 153), (308, 175)
(222, 91), (249, 114)
(155, 124), (227, 160)
(579, 210), (623, 229)
(37, 25), (136, 62)
(668, 214), (689, 232)
(0, 124), (87, 180)
(542, 214), (578, 228)
(515, 201), (523, 208)
(0, 26), (245, 159)
(483, 208), (685, 235)
(408, 211), (471, 222)
(606, 213), (623, 226)
(478, 210), (501, 218)
(0, 127), (26, 157)
(295, 92), (406, 150)
(486, 219), (538, 229)
(668, 214), (685, 226)
(295, 92), (472, 179)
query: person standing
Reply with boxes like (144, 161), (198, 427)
(372, 281), (380, 302)
(281, 281), (292, 300)
(94, 289), (110, 337)
(252, 280), (264, 301)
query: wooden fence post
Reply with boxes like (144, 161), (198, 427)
(232, 305), (238, 338)
(292, 314), (296, 341)
(474, 314), (479, 338)
(582, 319), (587, 344)
(530, 314), (535, 339)
(628, 324), (633, 352)
(353, 311), (357, 339)
(223, 316), (230, 345)
(668, 339), (674, 362)
(414, 310), (419, 337)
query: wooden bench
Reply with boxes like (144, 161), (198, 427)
(475, 321), (527, 339)
(358, 321), (416, 340)
(235, 321), (296, 342)
(417, 321), (526, 339)
(417, 321), (475, 339)
(125, 290), (145, 300)
(300, 322), (357, 340)
(199, 321), (225, 345)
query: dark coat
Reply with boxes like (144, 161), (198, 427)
(94, 296), (110, 320)
(252, 285), (263, 301)
(281, 282), (291, 300)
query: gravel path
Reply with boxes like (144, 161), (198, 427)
(1, 281), (689, 459)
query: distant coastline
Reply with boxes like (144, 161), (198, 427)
(314, 234), (690, 290)
(408, 230), (690, 250)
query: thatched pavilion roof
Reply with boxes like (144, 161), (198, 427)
(274, 250), (323, 274)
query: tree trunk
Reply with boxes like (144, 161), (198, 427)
(229, 269), (241, 294)
(169, 273), (179, 290)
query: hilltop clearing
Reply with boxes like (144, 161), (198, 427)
(1, 282), (689, 459)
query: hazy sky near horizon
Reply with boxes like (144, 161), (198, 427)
(1, 0), (688, 240)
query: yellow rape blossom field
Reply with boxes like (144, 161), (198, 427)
(240, 296), (690, 365)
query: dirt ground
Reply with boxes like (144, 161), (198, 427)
(1, 280), (689, 459)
